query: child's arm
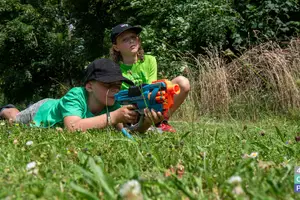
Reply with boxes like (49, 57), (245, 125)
(135, 108), (164, 133)
(63, 105), (138, 132)
(64, 115), (109, 131)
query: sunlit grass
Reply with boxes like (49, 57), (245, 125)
(0, 117), (299, 199)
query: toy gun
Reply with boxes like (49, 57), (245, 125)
(114, 79), (180, 130)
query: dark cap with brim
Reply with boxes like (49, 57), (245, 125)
(111, 23), (142, 43)
(84, 58), (134, 85)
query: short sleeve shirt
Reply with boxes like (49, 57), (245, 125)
(120, 55), (157, 89)
(33, 87), (120, 127)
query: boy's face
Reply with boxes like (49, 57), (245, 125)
(113, 30), (140, 56)
(86, 81), (122, 106)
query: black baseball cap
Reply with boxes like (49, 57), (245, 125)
(111, 23), (142, 43)
(84, 58), (133, 85)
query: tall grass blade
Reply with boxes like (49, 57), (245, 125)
(70, 182), (99, 200)
(274, 126), (285, 142)
(88, 157), (115, 199)
(173, 177), (196, 200)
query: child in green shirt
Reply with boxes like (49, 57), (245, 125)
(0, 58), (163, 133)
(110, 23), (190, 132)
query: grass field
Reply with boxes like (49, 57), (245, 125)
(0, 117), (299, 199)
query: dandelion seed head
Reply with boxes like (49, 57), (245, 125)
(228, 175), (242, 184)
(119, 180), (142, 199)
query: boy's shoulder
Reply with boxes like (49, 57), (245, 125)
(144, 54), (156, 60)
(142, 55), (157, 65)
(67, 87), (85, 94)
(64, 87), (86, 99)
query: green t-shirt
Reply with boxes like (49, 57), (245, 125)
(33, 87), (120, 128)
(120, 55), (157, 89)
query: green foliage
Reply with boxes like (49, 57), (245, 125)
(63, 0), (116, 61)
(233, 0), (300, 49)
(130, 0), (239, 51)
(0, 0), (86, 102)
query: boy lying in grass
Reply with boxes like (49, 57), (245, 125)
(0, 58), (164, 133)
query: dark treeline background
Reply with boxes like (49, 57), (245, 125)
(0, 0), (299, 103)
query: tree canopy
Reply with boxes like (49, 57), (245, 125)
(0, 0), (299, 102)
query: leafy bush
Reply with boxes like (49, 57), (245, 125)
(232, 0), (300, 49)
(0, 1), (86, 103)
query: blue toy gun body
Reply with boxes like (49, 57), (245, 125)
(114, 79), (180, 130)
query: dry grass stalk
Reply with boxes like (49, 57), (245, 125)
(227, 39), (300, 112)
(175, 38), (300, 120)
(194, 50), (230, 116)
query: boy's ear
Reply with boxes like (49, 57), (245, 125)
(113, 44), (120, 52)
(85, 81), (93, 92)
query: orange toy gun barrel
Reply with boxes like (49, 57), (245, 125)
(151, 79), (180, 118)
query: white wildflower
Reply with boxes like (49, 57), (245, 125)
(119, 180), (143, 200)
(0, 122), (5, 126)
(228, 175), (242, 184)
(249, 152), (258, 158)
(26, 161), (36, 171)
(232, 185), (244, 195)
(242, 152), (258, 159)
(26, 141), (33, 146)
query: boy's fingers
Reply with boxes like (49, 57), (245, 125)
(144, 108), (151, 115)
(151, 110), (164, 122)
(126, 105), (136, 110)
(143, 109), (164, 123)
(144, 109), (151, 118)
(156, 111), (163, 118)
(158, 113), (164, 121)
(150, 109), (157, 118)
(128, 110), (137, 116)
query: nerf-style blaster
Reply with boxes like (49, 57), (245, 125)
(114, 79), (180, 130)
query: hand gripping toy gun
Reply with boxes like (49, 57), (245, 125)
(114, 79), (180, 131)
